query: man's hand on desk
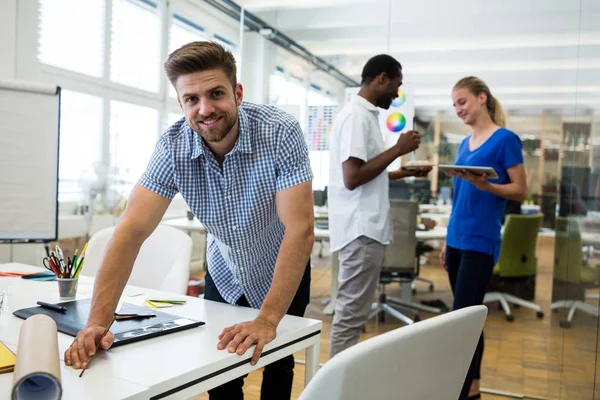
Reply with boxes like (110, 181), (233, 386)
(64, 325), (114, 369)
(217, 316), (277, 366)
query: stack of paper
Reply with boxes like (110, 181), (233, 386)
(0, 341), (15, 374)
(144, 296), (187, 308)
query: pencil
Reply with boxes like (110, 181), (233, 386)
(79, 317), (116, 377)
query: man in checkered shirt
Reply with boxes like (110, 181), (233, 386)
(64, 41), (315, 400)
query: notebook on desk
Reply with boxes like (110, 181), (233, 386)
(13, 299), (204, 347)
(0, 341), (16, 374)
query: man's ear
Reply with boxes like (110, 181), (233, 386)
(235, 83), (244, 106)
(377, 72), (387, 85)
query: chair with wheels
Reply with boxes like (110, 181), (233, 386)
(551, 217), (600, 328)
(368, 200), (442, 326)
(483, 214), (544, 321)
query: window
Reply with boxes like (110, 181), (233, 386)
(111, 0), (161, 92)
(269, 72), (288, 105)
(213, 34), (235, 52)
(310, 151), (330, 190)
(167, 112), (184, 127)
(308, 84), (322, 105)
(110, 101), (160, 195)
(39, 0), (106, 77)
(168, 14), (207, 98)
(58, 91), (104, 201)
(37, 0), (241, 203)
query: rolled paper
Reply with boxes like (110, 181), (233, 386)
(12, 314), (62, 400)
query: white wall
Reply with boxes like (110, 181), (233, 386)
(0, 0), (17, 262)
(0, 0), (16, 79)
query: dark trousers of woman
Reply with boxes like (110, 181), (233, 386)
(445, 246), (495, 400)
(203, 261), (311, 400)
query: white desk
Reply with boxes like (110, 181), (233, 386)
(0, 263), (322, 400)
(416, 227), (448, 241)
(419, 204), (452, 214)
(535, 229), (600, 246)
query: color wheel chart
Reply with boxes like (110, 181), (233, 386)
(307, 105), (336, 151)
(383, 86), (413, 134)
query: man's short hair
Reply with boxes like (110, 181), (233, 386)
(164, 41), (237, 90)
(361, 54), (402, 85)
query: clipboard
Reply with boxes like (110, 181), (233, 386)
(13, 299), (204, 347)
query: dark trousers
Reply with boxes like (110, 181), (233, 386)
(446, 246), (495, 400)
(203, 261), (311, 400)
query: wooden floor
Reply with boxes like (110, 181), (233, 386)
(192, 236), (600, 400)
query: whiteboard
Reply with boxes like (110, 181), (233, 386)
(0, 80), (60, 242)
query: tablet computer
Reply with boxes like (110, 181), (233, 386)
(439, 165), (499, 180)
(13, 299), (204, 347)
(401, 163), (433, 171)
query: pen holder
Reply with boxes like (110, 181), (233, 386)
(57, 278), (78, 301)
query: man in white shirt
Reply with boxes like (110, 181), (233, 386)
(328, 54), (430, 357)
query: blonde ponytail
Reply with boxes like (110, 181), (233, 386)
(454, 76), (506, 127)
(489, 96), (506, 128)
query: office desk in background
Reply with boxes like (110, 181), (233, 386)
(0, 263), (322, 400)
(161, 217), (206, 233)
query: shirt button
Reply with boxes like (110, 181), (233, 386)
(232, 226), (236, 231)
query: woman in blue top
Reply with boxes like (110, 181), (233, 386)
(440, 77), (527, 400)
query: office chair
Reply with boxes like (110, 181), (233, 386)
(313, 190), (326, 207)
(82, 225), (193, 294)
(368, 200), (442, 326)
(483, 214), (544, 321)
(551, 217), (600, 328)
(299, 306), (488, 400)
(414, 216), (437, 293)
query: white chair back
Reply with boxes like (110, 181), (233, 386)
(299, 305), (488, 400)
(82, 224), (192, 294)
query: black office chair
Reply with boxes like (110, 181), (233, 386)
(313, 190), (326, 207)
(368, 200), (442, 326)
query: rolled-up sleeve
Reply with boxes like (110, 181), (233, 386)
(275, 120), (313, 192)
(138, 136), (179, 199)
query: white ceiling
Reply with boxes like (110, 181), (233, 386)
(239, 0), (600, 120)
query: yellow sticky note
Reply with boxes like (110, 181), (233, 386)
(146, 297), (186, 304)
(146, 300), (174, 308)
(144, 300), (157, 308)
(0, 341), (16, 374)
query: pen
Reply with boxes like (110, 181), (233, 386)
(55, 245), (66, 275)
(79, 317), (116, 378)
(36, 301), (67, 313)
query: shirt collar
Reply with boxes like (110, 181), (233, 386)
(352, 94), (379, 116)
(189, 105), (253, 159)
(232, 105), (253, 154)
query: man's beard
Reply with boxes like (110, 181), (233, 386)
(193, 111), (237, 143)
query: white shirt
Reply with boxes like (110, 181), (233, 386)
(328, 94), (391, 252)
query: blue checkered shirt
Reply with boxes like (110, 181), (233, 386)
(139, 102), (313, 308)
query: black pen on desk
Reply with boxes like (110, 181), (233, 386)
(37, 301), (67, 313)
